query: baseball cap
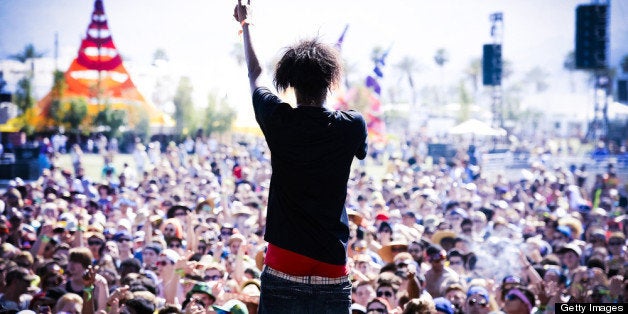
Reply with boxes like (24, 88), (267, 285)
(434, 297), (455, 314)
(558, 243), (582, 257)
(213, 299), (248, 314)
(467, 285), (489, 302)
(5, 267), (37, 285)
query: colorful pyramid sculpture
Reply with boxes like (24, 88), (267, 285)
(33, 0), (174, 130)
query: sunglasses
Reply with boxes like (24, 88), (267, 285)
(608, 241), (624, 246)
(449, 260), (463, 265)
(174, 212), (187, 217)
(88, 240), (103, 246)
(156, 260), (172, 267)
(376, 290), (394, 298)
(189, 298), (206, 308)
(204, 275), (222, 281)
(169, 243), (182, 248)
(467, 298), (488, 307)
(116, 238), (131, 243)
(429, 254), (445, 262)
(462, 228), (473, 233)
(505, 293), (521, 302)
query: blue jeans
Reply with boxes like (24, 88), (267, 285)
(258, 268), (352, 314)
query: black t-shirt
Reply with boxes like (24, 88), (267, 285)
(253, 87), (368, 265)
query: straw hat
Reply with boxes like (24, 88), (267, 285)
(431, 230), (458, 247)
(378, 237), (409, 263)
(558, 216), (583, 240)
(195, 198), (215, 214)
(347, 208), (365, 227)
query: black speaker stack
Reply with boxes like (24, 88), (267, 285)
(575, 4), (608, 70)
(483, 44), (502, 86)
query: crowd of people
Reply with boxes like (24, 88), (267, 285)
(0, 133), (626, 314)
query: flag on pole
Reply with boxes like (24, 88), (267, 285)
(334, 24), (350, 50)
(333, 24), (351, 110)
(363, 44), (392, 141)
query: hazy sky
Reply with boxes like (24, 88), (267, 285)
(1, 0), (627, 124)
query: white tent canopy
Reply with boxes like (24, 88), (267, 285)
(448, 119), (506, 136)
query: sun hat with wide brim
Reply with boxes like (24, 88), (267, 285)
(431, 229), (458, 246)
(378, 239), (409, 263)
(348, 208), (365, 227)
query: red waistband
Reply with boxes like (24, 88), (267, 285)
(264, 243), (347, 277)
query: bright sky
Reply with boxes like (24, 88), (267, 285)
(1, 0), (627, 125)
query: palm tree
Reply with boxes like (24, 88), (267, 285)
(370, 46), (386, 66)
(434, 48), (449, 68)
(10, 44), (45, 123)
(152, 48), (169, 65)
(394, 56), (421, 108)
(10, 44), (45, 78)
(434, 48), (449, 106)
(230, 42), (245, 67)
(563, 51), (577, 92)
(524, 66), (549, 93)
(464, 58), (482, 93)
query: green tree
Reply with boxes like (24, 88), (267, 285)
(63, 98), (88, 142)
(203, 93), (236, 136)
(48, 70), (67, 126)
(13, 77), (35, 115)
(11, 43), (45, 132)
(93, 104), (127, 138)
(173, 76), (196, 138)
(135, 115), (151, 143)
